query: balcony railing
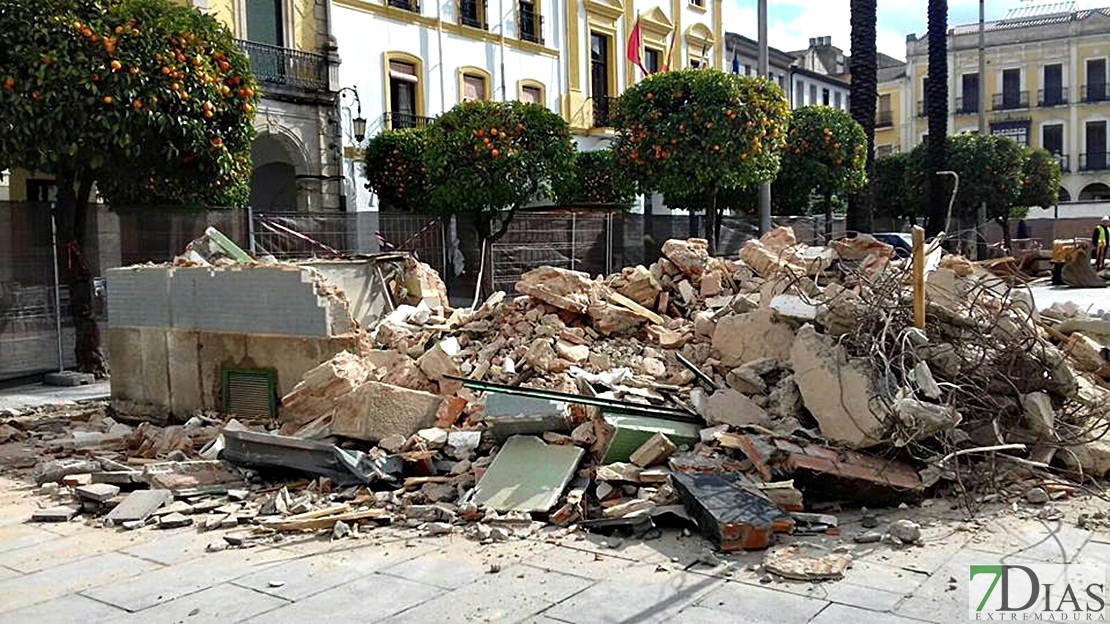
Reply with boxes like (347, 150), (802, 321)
(1053, 154), (1070, 173)
(236, 39), (329, 92)
(992, 91), (1029, 111)
(1079, 152), (1109, 172)
(1037, 87), (1068, 107)
(388, 0), (420, 12)
(518, 7), (543, 44)
(384, 112), (434, 130)
(954, 96), (980, 115)
(459, 0), (487, 29)
(876, 110), (893, 127)
(592, 96), (614, 128)
(1081, 85), (1109, 103)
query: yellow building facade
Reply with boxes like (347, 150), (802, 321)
(885, 5), (1110, 203)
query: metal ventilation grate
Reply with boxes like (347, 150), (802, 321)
(222, 369), (276, 419)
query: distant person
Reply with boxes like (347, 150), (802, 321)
(1016, 219), (1029, 240)
(1094, 216), (1110, 271)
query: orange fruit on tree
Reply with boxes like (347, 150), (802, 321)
(2, 77), (13, 90)
(490, 149), (500, 157)
(171, 82), (180, 91)
(114, 26), (123, 34)
(132, 99), (142, 109)
(110, 60), (121, 71)
(102, 95), (113, 104)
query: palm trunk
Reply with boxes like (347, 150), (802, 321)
(848, 0), (877, 233)
(55, 171), (107, 377)
(924, 0), (949, 237)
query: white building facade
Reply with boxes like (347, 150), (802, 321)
(333, 0), (565, 211)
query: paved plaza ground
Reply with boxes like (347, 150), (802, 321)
(1, 472), (1107, 624)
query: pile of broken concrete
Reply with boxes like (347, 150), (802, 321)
(16, 226), (1110, 557)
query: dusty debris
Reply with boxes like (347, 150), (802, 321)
(763, 546), (852, 581)
(886, 519), (922, 544)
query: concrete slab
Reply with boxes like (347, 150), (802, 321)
(239, 572), (441, 623)
(388, 560), (595, 624)
(379, 549), (490, 590)
(0, 552), (160, 615)
(692, 580), (829, 623)
(810, 603), (932, 624)
(0, 591), (126, 624)
(1, 528), (153, 574)
(823, 582), (907, 613)
(519, 545), (635, 580)
(0, 380), (109, 414)
(104, 489), (171, 524)
(0, 525), (59, 554)
(81, 547), (286, 612)
(965, 517), (1090, 564)
(106, 582), (290, 623)
(542, 563), (724, 624)
(0, 566), (20, 581)
(232, 549), (403, 601)
(120, 529), (213, 566)
(472, 436), (584, 513)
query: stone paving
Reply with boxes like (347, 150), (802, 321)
(1, 475), (1108, 623)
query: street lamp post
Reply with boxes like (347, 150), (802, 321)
(337, 86), (367, 142)
(757, 0), (771, 235)
(976, 0), (988, 259)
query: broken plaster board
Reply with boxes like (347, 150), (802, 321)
(472, 436), (584, 513)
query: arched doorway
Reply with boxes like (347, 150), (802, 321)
(1058, 187), (1071, 203)
(250, 132), (307, 211)
(250, 162), (297, 211)
(1078, 183), (1110, 202)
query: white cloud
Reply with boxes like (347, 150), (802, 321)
(723, 0), (1108, 62)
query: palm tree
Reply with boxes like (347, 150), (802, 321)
(848, 0), (877, 234)
(924, 0), (949, 236)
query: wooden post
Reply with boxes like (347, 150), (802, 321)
(912, 226), (925, 329)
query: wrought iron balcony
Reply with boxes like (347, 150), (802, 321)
(992, 91), (1029, 111)
(1037, 87), (1068, 107)
(1081, 85), (1109, 103)
(384, 112), (434, 130)
(876, 110), (893, 128)
(518, 7), (543, 44)
(1079, 152), (1109, 172)
(388, 0), (420, 12)
(592, 96), (615, 128)
(235, 40), (329, 92)
(1053, 154), (1070, 173)
(954, 96), (980, 115)
(459, 0), (488, 29)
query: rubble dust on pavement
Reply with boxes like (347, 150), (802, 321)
(3, 225), (1110, 587)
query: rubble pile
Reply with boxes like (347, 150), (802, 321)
(10, 227), (1110, 562)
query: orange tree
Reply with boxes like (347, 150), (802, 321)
(424, 100), (574, 293)
(364, 127), (430, 212)
(0, 0), (257, 374)
(773, 106), (867, 237)
(612, 69), (789, 250)
(556, 148), (636, 206)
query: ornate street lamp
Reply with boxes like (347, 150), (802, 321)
(337, 86), (366, 142)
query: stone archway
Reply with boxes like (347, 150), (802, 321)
(1078, 182), (1110, 202)
(250, 130), (310, 211)
(1058, 187), (1071, 203)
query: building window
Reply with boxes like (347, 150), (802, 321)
(996, 68), (1024, 110)
(520, 82), (544, 104)
(591, 32), (612, 127)
(877, 93), (892, 127)
(796, 80), (804, 105)
(1042, 64), (1064, 106)
(462, 72), (489, 101)
(518, 0), (542, 44)
(745, 64), (751, 76)
(876, 144), (894, 158)
(385, 55), (425, 129)
(459, 0), (486, 29)
(689, 0), (704, 6)
(809, 84), (817, 106)
(960, 73), (979, 113)
(991, 119), (1029, 147)
(644, 48), (661, 74)
(1084, 58), (1106, 102)
(834, 92), (842, 108)
(777, 75), (784, 89)
(690, 58), (701, 69)
(1042, 124), (1066, 171)
(1084, 121), (1107, 171)
(246, 0), (283, 46)
(387, 0), (420, 13)
(822, 88), (830, 106)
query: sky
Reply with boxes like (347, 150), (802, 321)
(723, 0), (1108, 61)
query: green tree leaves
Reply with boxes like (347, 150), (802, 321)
(774, 106), (868, 215)
(363, 128), (430, 212)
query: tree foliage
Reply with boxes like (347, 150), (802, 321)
(1017, 146), (1061, 209)
(424, 100), (574, 241)
(944, 133), (1023, 223)
(0, 0), (259, 207)
(773, 106), (867, 215)
(612, 69), (790, 246)
(364, 127), (430, 212)
(872, 150), (923, 225)
(556, 148), (636, 206)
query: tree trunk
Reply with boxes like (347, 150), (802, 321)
(702, 191), (720, 254)
(473, 214), (495, 302)
(55, 171), (108, 377)
(923, 0), (949, 237)
(848, 0), (877, 233)
(996, 216), (1013, 256)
